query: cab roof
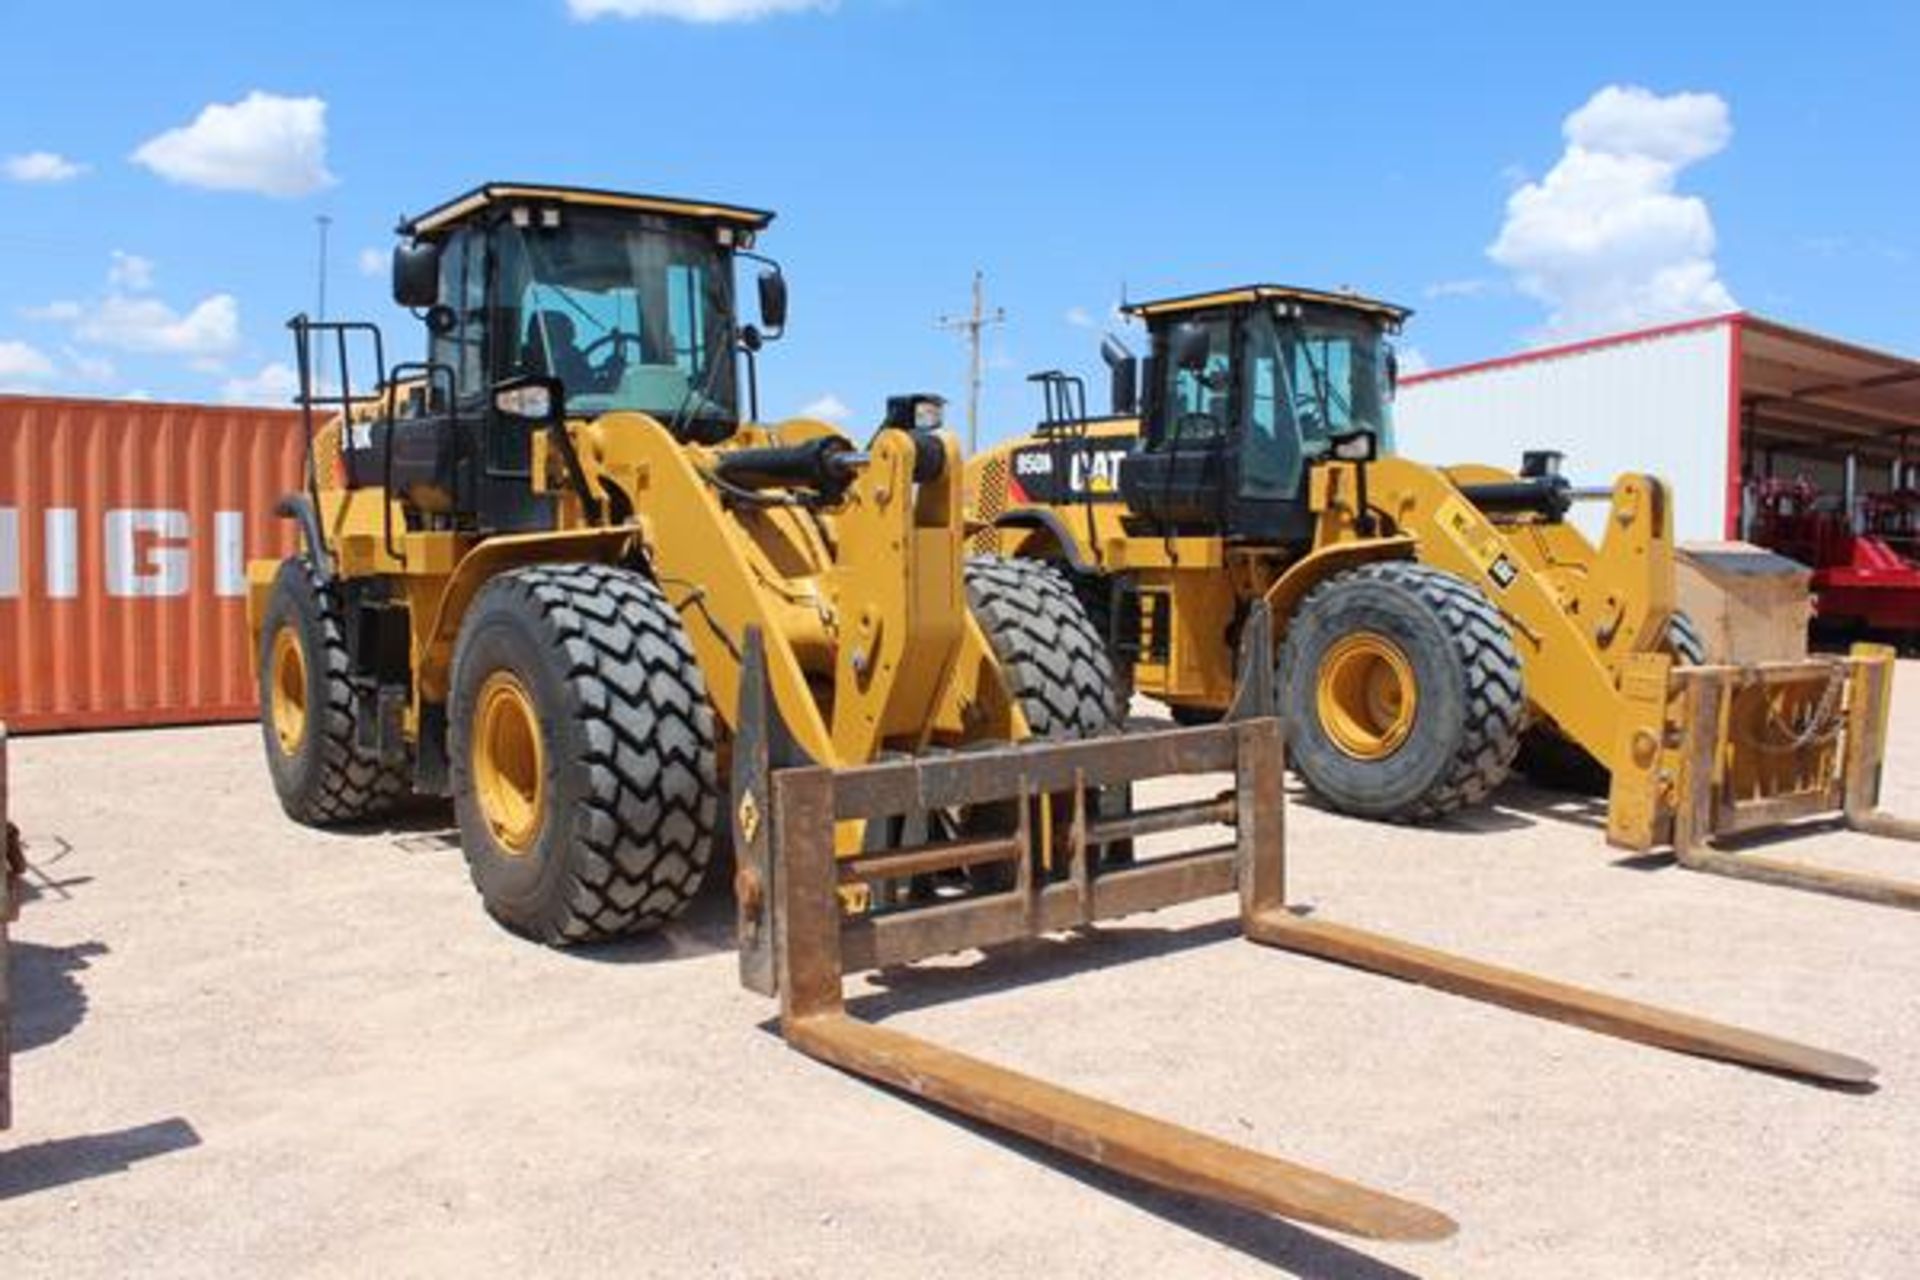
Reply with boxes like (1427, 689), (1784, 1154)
(399, 182), (776, 239)
(1124, 284), (1411, 325)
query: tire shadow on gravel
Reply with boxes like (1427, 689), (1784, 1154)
(1292, 785), (1542, 836)
(844, 914), (1245, 1022)
(11, 939), (107, 1054)
(0, 1117), (201, 1200)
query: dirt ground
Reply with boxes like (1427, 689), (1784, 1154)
(3, 667), (1919, 1279)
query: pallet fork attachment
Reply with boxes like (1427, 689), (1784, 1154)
(1664, 644), (1920, 910)
(728, 612), (1871, 1244)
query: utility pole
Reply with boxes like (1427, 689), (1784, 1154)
(315, 214), (333, 322)
(937, 270), (1006, 452)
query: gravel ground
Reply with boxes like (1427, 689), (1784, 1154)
(3, 665), (1918, 1279)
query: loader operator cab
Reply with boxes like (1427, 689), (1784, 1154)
(1113, 286), (1409, 544)
(329, 182), (785, 534)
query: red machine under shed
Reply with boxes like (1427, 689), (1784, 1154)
(1753, 477), (1920, 637)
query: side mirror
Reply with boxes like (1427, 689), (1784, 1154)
(493, 374), (565, 422)
(393, 241), (441, 309)
(1385, 348), (1400, 397)
(1100, 334), (1138, 417)
(757, 269), (788, 335)
(1328, 430), (1378, 463)
(1168, 322), (1211, 373)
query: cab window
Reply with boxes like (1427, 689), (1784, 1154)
(1240, 311), (1303, 498)
(1158, 317), (1233, 444)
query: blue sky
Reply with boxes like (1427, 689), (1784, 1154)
(2, 0), (1916, 447)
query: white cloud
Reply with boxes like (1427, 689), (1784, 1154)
(63, 347), (117, 383)
(222, 361), (300, 406)
(798, 393), (850, 421)
(21, 300), (83, 323)
(1066, 303), (1128, 331)
(76, 293), (240, 356)
(357, 247), (385, 277)
(108, 251), (156, 291)
(570, 0), (834, 19)
(1395, 345), (1432, 377)
(1424, 278), (1494, 300)
(1488, 84), (1736, 343)
(4, 151), (87, 183)
(0, 340), (58, 388)
(131, 92), (335, 198)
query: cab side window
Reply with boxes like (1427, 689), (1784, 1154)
(1159, 317), (1233, 442)
(426, 229), (489, 402)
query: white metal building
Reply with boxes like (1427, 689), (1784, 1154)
(1397, 314), (1920, 543)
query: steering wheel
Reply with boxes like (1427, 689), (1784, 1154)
(580, 329), (646, 363)
(1293, 393), (1326, 430)
(1171, 411), (1221, 441)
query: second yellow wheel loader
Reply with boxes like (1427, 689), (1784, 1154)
(967, 284), (1920, 907)
(247, 195), (1869, 1248)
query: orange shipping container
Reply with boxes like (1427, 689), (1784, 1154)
(0, 395), (308, 733)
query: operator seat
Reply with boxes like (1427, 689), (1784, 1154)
(524, 311), (597, 393)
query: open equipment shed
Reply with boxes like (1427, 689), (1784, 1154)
(1396, 313), (1920, 543)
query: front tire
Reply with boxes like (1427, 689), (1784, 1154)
(449, 564), (719, 945)
(1516, 611), (1706, 795)
(1279, 562), (1523, 822)
(256, 557), (409, 825)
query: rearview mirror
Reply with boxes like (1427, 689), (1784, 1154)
(1101, 334), (1138, 417)
(757, 269), (788, 335)
(1168, 322), (1211, 373)
(392, 241), (441, 309)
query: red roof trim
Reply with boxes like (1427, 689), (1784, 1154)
(1402, 312), (1746, 387)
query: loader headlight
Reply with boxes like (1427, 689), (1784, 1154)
(884, 394), (946, 433)
(494, 379), (560, 421)
(1329, 430), (1377, 463)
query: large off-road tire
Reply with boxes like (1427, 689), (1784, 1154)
(1279, 562), (1524, 822)
(257, 557), (410, 825)
(1515, 612), (1706, 795)
(1063, 567), (1136, 711)
(448, 563), (719, 945)
(1668, 611), (1707, 666)
(965, 556), (1122, 737)
(961, 556), (1124, 889)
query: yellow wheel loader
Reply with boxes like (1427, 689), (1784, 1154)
(967, 284), (1920, 906)
(247, 198), (1867, 1247)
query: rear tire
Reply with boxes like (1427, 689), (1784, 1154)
(257, 557), (409, 825)
(1279, 562), (1523, 822)
(962, 557), (1123, 889)
(449, 563), (719, 945)
(965, 556), (1121, 737)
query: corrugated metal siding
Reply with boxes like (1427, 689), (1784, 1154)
(0, 396), (307, 733)
(1398, 320), (1735, 542)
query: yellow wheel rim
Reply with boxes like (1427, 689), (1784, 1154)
(1316, 632), (1419, 761)
(473, 670), (546, 856)
(269, 625), (308, 758)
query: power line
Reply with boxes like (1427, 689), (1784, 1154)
(936, 270), (1006, 453)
